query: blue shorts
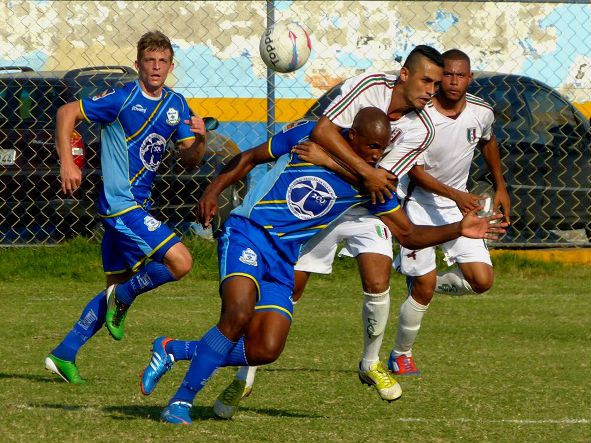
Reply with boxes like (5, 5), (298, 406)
(218, 216), (294, 321)
(101, 208), (181, 275)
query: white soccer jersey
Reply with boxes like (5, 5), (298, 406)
(397, 94), (494, 208)
(324, 72), (434, 179)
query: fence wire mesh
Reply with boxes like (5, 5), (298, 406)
(0, 1), (590, 247)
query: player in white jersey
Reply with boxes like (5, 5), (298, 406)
(388, 49), (511, 376)
(213, 46), (445, 416)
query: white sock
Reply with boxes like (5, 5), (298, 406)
(236, 366), (258, 388)
(392, 296), (429, 358)
(360, 288), (390, 372)
(435, 267), (474, 295)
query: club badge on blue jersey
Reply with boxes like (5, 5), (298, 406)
(140, 133), (167, 172)
(166, 107), (180, 125)
(286, 176), (337, 220)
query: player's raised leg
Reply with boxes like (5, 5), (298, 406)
(45, 270), (132, 383)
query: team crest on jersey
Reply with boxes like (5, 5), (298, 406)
(467, 127), (478, 143)
(166, 107), (180, 125)
(239, 248), (258, 266)
(140, 133), (167, 172)
(286, 176), (336, 220)
(143, 215), (162, 232)
(390, 127), (403, 144)
(91, 89), (115, 101)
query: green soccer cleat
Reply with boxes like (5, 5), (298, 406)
(358, 361), (402, 402)
(213, 378), (253, 419)
(105, 284), (129, 341)
(44, 354), (86, 384)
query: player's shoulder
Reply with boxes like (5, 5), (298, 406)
(342, 71), (397, 91)
(465, 93), (494, 115)
(163, 86), (189, 107)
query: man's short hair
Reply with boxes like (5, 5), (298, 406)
(137, 31), (174, 62)
(403, 45), (443, 72)
(442, 49), (471, 70)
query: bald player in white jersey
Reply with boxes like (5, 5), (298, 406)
(388, 49), (511, 376)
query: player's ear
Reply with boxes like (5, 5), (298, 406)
(348, 128), (357, 142)
(399, 66), (409, 82)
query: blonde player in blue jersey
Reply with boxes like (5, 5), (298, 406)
(135, 107), (506, 425)
(45, 31), (206, 384)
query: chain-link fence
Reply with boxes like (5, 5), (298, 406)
(1, 1), (590, 247)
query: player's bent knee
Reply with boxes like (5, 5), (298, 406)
(248, 337), (285, 365)
(362, 279), (390, 294)
(470, 276), (493, 294)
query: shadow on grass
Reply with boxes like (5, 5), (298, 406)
(28, 403), (319, 421)
(0, 372), (59, 383)
(260, 367), (356, 374)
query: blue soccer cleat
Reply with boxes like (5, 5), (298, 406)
(140, 337), (175, 396)
(161, 401), (192, 425)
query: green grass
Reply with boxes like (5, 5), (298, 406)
(1, 238), (590, 442)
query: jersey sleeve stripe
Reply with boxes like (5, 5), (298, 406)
(79, 100), (91, 123)
(466, 94), (494, 111)
(374, 204), (401, 216)
(324, 74), (395, 121)
(387, 110), (435, 177)
(267, 138), (276, 159)
(176, 135), (196, 144)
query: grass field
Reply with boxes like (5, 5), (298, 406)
(1, 238), (590, 442)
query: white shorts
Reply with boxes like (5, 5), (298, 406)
(395, 200), (492, 276)
(295, 208), (393, 274)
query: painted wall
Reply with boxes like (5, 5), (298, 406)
(2, 1), (590, 148)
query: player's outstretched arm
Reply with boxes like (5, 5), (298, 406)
(481, 135), (511, 224)
(56, 101), (85, 196)
(312, 117), (396, 203)
(178, 115), (206, 170)
(197, 142), (272, 228)
(379, 207), (507, 250)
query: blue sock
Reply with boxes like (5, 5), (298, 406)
(166, 337), (248, 366)
(52, 291), (107, 362)
(167, 340), (199, 361)
(171, 327), (235, 405)
(115, 261), (176, 306)
(221, 336), (249, 367)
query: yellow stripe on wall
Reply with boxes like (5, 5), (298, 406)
(188, 98), (591, 123)
(574, 102), (591, 119)
(187, 98), (317, 122)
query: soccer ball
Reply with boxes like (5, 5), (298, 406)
(259, 21), (311, 73)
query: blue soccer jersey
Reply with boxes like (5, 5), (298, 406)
(80, 81), (195, 216)
(231, 120), (400, 263)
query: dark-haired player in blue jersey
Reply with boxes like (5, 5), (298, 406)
(45, 31), (206, 384)
(136, 107), (506, 425)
